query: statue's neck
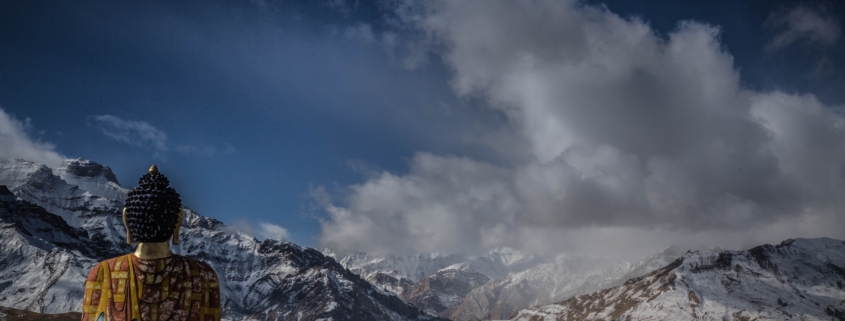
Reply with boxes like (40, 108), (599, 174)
(133, 242), (171, 260)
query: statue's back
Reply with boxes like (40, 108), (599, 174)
(82, 254), (220, 321)
(81, 165), (220, 321)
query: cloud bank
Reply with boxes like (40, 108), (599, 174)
(317, 0), (845, 258)
(0, 108), (66, 168)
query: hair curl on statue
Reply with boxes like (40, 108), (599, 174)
(125, 171), (181, 243)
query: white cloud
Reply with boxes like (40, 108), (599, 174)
(258, 222), (290, 241)
(317, 0), (845, 257)
(87, 115), (169, 158)
(88, 115), (237, 158)
(0, 108), (66, 168)
(320, 153), (519, 255)
(230, 219), (290, 241)
(766, 6), (841, 50)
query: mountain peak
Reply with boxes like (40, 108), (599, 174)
(0, 158), (446, 321)
(512, 237), (845, 321)
(56, 159), (120, 185)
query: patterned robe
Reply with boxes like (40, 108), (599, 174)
(81, 254), (221, 321)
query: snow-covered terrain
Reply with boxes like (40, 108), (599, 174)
(512, 238), (845, 321)
(445, 255), (630, 321)
(331, 248), (541, 297)
(332, 248), (552, 317)
(0, 158), (445, 321)
(5, 157), (841, 321)
(333, 246), (684, 320)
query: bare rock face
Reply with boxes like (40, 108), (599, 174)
(0, 158), (445, 321)
(512, 238), (845, 321)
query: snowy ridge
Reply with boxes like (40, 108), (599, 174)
(0, 186), (117, 314)
(333, 248), (542, 303)
(0, 158), (129, 246)
(54, 159), (128, 202)
(336, 248), (539, 285)
(511, 238), (845, 321)
(401, 269), (491, 316)
(0, 158), (445, 321)
(444, 254), (633, 321)
(334, 246), (681, 320)
(332, 247), (552, 319)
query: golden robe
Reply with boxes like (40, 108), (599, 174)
(81, 254), (221, 321)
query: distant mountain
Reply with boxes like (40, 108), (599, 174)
(331, 248), (549, 318)
(402, 269), (491, 316)
(333, 245), (684, 320)
(331, 248), (542, 297)
(0, 158), (445, 321)
(511, 238), (845, 321)
(444, 255), (630, 321)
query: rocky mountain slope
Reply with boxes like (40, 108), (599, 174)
(402, 268), (491, 316)
(441, 247), (687, 321)
(331, 247), (549, 318)
(0, 158), (445, 321)
(331, 248), (542, 296)
(333, 246), (685, 320)
(444, 256), (630, 321)
(0, 306), (80, 321)
(511, 238), (845, 321)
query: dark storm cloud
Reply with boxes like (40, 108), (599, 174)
(317, 0), (845, 257)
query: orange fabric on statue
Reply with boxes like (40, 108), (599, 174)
(81, 253), (220, 321)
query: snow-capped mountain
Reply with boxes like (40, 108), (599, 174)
(334, 246), (684, 320)
(332, 248), (553, 318)
(511, 238), (845, 321)
(0, 158), (445, 321)
(53, 159), (128, 202)
(402, 269), (491, 316)
(0, 185), (112, 313)
(332, 248), (542, 297)
(444, 255), (631, 321)
(0, 158), (130, 247)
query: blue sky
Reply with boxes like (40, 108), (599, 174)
(2, 0), (844, 258)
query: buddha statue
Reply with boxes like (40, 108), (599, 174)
(82, 165), (220, 321)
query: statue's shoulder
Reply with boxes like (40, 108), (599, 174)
(86, 254), (132, 280)
(171, 254), (218, 281)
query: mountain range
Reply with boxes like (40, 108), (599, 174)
(0, 158), (444, 321)
(512, 238), (845, 321)
(1, 157), (842, 321)
(331, 244), (687, 320)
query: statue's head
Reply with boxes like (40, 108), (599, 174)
(123, 165), (183, 244)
